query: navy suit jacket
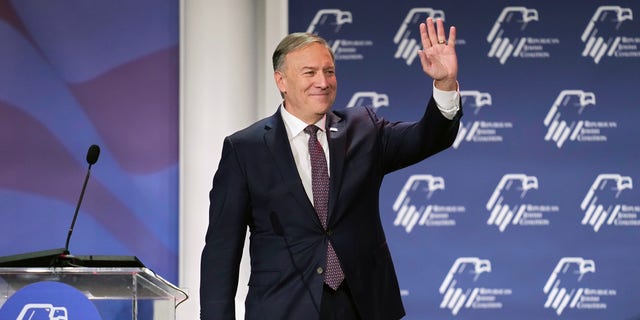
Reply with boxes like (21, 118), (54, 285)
(201, 97), (462, 320)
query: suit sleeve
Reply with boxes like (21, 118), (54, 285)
(380, 95), (462, 173)
(200, 137), (250, 320)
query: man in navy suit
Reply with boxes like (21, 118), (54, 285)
(200, 17), (462, 320)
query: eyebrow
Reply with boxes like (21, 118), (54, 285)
(300, 66), (334, 71)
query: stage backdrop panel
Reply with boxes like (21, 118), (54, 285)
(290, 1), (640, 319)
(0, 0), (179, 282)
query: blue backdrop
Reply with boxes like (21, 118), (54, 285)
(291, 1), (640, 319)
(0, 0), (179, 282)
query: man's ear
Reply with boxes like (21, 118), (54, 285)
(274, 71), (286, 94)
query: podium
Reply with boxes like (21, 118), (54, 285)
(0, 265), (187, 319)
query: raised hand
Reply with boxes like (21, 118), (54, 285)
(417, 17), (458, 91)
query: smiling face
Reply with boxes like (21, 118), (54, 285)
(274, 42), (337, 124)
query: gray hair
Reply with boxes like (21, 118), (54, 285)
(272, 32), (335, 72)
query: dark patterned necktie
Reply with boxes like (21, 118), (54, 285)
(304, 125), (344, 290)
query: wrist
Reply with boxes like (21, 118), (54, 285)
(433, 79), (458, 92)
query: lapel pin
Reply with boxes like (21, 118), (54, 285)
(329, 127), (338, 132)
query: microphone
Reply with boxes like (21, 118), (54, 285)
(86, 144), (100, 165)
(64, 144), (100, 254)
(269, 212), (320, 315)
(0, 144), (142, 268)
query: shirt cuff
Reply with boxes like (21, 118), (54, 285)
(433, 81), (460, 120)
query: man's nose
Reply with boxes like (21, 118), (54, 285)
(314, 73), (330, 88)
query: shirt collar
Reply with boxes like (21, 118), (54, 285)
(280, 104), (327, 140)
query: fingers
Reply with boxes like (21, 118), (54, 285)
(426, 17), (438, 46)
(448, 26), (457, 48)
(419, 21), (430, 49)
(421, 17), (452, 48)
(436, 18), (446, 44)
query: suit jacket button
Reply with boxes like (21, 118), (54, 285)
(316, 267), (324, 275)
(326, 230), (333, 236)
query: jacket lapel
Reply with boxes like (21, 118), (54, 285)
(326, 112), (346, 224)
(264, 107), (321, 226)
